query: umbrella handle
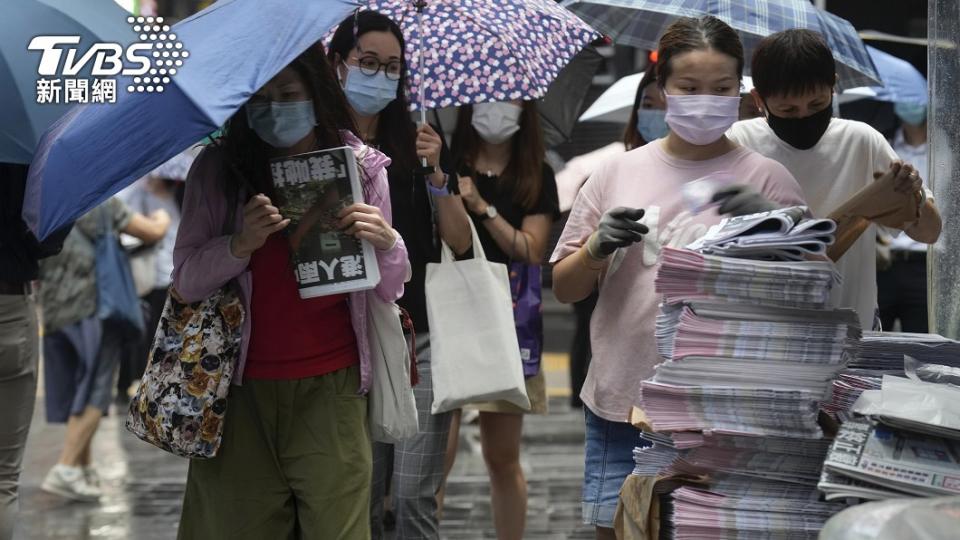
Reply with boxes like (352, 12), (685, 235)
(416, 0), (428, 168)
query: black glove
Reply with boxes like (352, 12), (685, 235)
(711, 185), (779, 216)
(586, 207), (649, 259)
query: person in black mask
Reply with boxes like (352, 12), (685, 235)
(727, 29), (941, 332)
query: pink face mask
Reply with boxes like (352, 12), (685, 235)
(664, 94), (741, 146)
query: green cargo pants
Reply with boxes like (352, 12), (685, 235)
(177, 364), (371, 540)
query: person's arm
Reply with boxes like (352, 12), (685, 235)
(457, 175), (552, 264)
(480, 210), (552, 264)
(873, 133), (941, 244)
(343, 151), (408, 303)
(550, 165), (648, 303)
(122, 209), (171, 244)
(171, 148), (257, 303)
(551, 173), (606, 304)
(826, 161), (934, 261)
(552, 243), (606, 304)
(431, 176), (473, 254)
(826, 215), (870, 262)
(418, 123), (472, 254)
(552, 206), (647, 303)
(904, 197), (941, 244)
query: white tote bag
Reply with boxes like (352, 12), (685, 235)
(425, 221), (530, 414)
(366, 290), (419, 443)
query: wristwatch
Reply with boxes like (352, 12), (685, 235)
(479, 205), (498, 221)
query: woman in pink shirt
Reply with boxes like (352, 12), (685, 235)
(550, 16), (806, 538)
(172, 42), (408, 538)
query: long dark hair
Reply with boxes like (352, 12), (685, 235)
(624, 61), (659, 150)
(452, 101), (545, 211)
(328, 10), (417, 176)
(656, 16), (744, 90)
(218, 42), (356, 205)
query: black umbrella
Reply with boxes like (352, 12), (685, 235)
(539, 44), (604, 147)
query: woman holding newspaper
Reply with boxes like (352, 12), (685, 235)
(550, 16), (807, 539)
(172, 42), (408, 539)
(327, 10), (473, 539)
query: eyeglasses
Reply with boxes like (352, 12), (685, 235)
(352, 55), (403, 81)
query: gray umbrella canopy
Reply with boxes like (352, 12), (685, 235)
(539, 45), (604, 147)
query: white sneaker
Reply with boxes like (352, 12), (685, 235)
(82, 465), (101, 489)
(41, 464), (102, 502)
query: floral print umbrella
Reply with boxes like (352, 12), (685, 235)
(358, 0), (600, 111)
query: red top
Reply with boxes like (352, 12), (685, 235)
(245, 234), (359, 380)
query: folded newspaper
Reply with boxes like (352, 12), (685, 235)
(686, 206), (836, 261)
(822, 419), (960, 498)
(271, 146), (380, 298)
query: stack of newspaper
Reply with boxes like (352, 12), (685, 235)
(645, 258), (858, 438)
(823, 332), (960, 421)
(633, 216), (862, 538)
(820, 366), (960, 501)
(856, 332), (960, 371)
(654, 247), (840, 310)
(634, 431), (846, 538)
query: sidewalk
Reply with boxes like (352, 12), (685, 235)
(15, 395), (591, 539)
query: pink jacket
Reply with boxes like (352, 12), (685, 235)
(171, 131), (407, 393)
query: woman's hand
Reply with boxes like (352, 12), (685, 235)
(417, 123), (448, 188)
(416, 124), (442, 169)
(338, 203), (398, 251)
(458, 176), (487, 214)
(230, 194), (289, 258)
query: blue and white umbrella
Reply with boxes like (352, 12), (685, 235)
(563, 0), (881, 90)
(24, 0), (356, 240)
(855, 46), (927, 104)
(0, 0), (138, 164)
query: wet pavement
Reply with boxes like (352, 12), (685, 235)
(15, 380), (592, 539)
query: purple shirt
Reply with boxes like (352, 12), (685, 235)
(171, 131), (408, 393)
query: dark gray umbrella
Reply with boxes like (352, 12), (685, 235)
(539, 44), (604, 147)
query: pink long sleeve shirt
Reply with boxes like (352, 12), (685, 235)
(171, 131), (408, 393)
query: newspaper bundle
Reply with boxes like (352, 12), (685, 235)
(633, 219), (861, 538)
(633, 431), (846, 538)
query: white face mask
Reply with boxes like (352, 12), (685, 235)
(664, 93), (741, 146)
(471, 102), (522, 144)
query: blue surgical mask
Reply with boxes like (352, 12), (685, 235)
(342, 64), (399, 116)
(245, 100), (317, 148)
(894, 102), (927, 126)
(636, 109), (669, 142)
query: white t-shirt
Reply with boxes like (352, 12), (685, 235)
(728, 118), (899, 331)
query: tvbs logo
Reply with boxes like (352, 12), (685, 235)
(29, 16), (188, 105)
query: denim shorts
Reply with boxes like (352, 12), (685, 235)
(582, 406), (644, 528)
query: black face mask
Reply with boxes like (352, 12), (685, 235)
(765, 100), (833, 150)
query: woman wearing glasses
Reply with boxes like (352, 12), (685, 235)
(328, 11), (472, 540)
